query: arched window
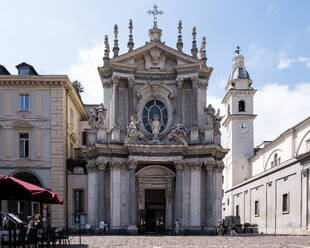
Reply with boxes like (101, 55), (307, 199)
(238, 100), (245, 112)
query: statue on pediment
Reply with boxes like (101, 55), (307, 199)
(168, 120), (187, 145)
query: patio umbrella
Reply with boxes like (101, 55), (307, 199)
(0, 174), (63, 204)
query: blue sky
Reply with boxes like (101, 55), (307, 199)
(1, 0), (310, 145)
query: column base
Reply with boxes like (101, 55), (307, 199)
(127, 225), (138, 235)
(203, 226), (217, 235)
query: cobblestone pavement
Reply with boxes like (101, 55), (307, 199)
(70, 235), (310, 248)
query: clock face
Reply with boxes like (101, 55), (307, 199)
(238, 122), (248, 134)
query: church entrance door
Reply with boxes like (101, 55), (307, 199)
(145, 189), (165, 233)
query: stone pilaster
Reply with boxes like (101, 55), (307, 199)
(96, 157), (106, 223)
(112, 76), (120, 142)
(190, 163), (201, 228)
(87, 159), (98, 227)
(190, 77), (199, 143)
(174, 162), (183, 223)
(177, 78), (183, 122)
(128, 160), (138, 233)
(128, 77), (135, 119)
(205, 161), (215, 231)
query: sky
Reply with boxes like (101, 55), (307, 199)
(0, 0), (309, 146)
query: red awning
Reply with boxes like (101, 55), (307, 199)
(0, 174), (63, 204)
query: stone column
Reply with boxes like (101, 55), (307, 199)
(177, 78), (183, 122)
(214, 162), (224, 226)
(96, 157), (106, 223)
(110, 161), (121, 230)
(205, 163), (214, 230)
(175, 162), (183, 223)
(87, 160), (98, 227)
(190, 163), (201, 229)
(111, 76), (120, 142)
(128, 77), (134, 119)
(128, 161), (138, 233)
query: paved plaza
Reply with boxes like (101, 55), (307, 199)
(70, 235), (310, 248)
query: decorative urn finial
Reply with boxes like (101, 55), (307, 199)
(127, 19), (134, 51)
(200, 36), (207, 66)
(113, 24), (119, 57)
(176, 20), (183, 52)
(103, 35), (110, 67)
(191, 26), (198, 58)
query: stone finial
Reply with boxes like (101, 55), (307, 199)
(113, 24), (119, 57)
(191, 26), (198, 58)
(103, 35), (110, 66)
(128, 19), (134, 51)
(200, 36), (207, 66)
(176, 20), (183, 52)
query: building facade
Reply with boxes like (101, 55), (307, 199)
(222, 53), (310, 234)
(0, 63), (87, 228)
(67, 21), (228, 234)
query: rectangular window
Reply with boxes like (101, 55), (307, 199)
(255, 200), (259, 216)
(82, 131), (88, 146)
(282, 193), (289, 213)
(20, 94), (29, 111)
(19, 133), (29, 158)
(236, 205), (239, 217)
(19, 68), (29, 75)
(74, 190), (84, 213)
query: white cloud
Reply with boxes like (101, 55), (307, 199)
(67, 39), (106, 104)
(209, 82), (310, 147)
(267, 4), (277, 14)
(255, 83), (310, 145)
(278, 56), (310, 69)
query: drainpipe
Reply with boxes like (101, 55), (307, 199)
(65, 87), (69, 229)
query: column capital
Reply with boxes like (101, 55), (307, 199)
(174, 161), (184, 170)
(128, 160), (138, 170)
(191, 76), (199, 84)
(205, 164), (213, 171)
(176, 77), (183, 88)
(302, 168), (309, 177)
(128, 76), (135, 86)
(86, 159), (97, 170)
(112, 75), (120, 84)
(214, 160), (224, 172)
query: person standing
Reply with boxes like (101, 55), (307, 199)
(174, 219), (179, 235)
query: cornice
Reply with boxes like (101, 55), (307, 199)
(222, 114), (257, 127)
(221, 88), (257, 104)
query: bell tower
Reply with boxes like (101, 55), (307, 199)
(222, 49), (257, 193)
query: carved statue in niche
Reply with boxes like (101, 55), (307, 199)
(125, 116), (144, 144)
(168, 119), (187, 145)
(205, 104), (216, 127)
(149, 114), (163, 139)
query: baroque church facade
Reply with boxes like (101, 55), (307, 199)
(74, 20), (227, 234)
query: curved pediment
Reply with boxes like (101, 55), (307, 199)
(13, 120), (34, 129)
(136, 165), (175, 177)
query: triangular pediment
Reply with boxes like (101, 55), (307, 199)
(13, 120), (34, 129)
(111, 42), (201, 69)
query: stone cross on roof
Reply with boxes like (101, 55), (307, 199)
(147, 4), (164, 27)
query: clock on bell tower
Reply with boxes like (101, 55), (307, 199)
(222, 51), (257, 192)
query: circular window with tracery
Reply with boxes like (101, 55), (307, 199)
(142, 99), (168, 135)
